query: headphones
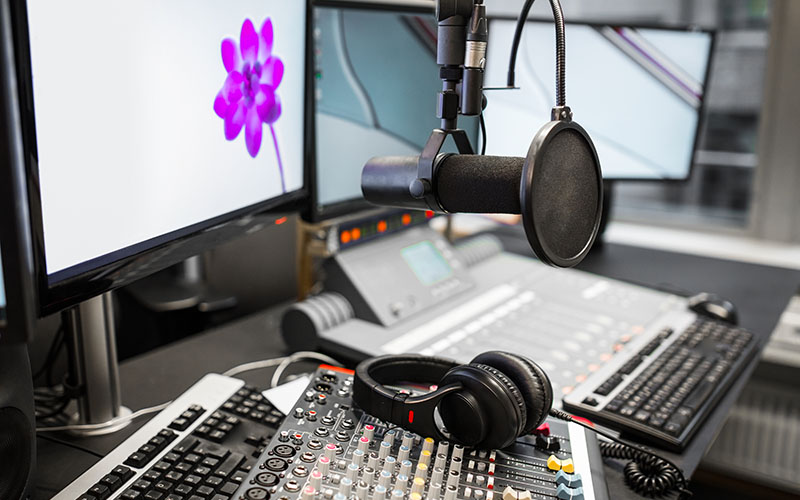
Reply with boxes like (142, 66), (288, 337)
(352, 351), (553, 450)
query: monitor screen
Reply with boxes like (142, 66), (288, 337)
(484, 20), (713, 180)
(312, 5), (478, 219)
(24, 0), (307, 281)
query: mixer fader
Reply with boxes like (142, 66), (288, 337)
(234, 366), (608, 500)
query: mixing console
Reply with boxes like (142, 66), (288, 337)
(234, 367), (608, 500)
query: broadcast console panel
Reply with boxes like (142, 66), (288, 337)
(234, 366), (608, 500)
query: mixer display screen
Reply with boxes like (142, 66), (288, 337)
(401, 242), (453, 286)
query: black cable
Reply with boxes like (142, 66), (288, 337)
(507, 0), (536, 88)
(32, 322), (64, 381)
(479, 113), (487, 155)
(507, 0), (567, 107)
(36, 433), (104, 459)
(549, 408), (691, 499)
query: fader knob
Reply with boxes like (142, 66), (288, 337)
(379, 470), (392, 489)
(325, 443), (337, 461)
(411, 477), (425, 496)
(379, 441), (392, 459)
(357, 437), (370, 454)
(353, 449), (366, 467)
(401, 432), (415, 450)
(431, 466), (444, 486)
(318, 456), (331, 476)
(340, 478), (353, 497)
(347, 463), (359, 482)
(382, 456), (397, 474)
(372, 485), (387, 500)
(363, 424), (376, 441)
(419, 450), (432, 468)
(310, 469), (322, 491)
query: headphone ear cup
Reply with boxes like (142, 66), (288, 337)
(439, 363), (525, 449)
(472, 351), (554, 434)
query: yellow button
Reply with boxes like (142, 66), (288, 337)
(561, 458), (574, 474)
(502, 486), (517, 500)
(547, 455), (562, 471)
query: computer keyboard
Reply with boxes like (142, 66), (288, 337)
(563, 312), (757, 451)
(54, 374), (284, 500)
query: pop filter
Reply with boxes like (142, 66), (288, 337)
(522, 118), (602, 267)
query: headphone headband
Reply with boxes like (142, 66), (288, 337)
(353, 355), (461, 439)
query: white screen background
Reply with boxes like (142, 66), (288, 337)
(27, 1), (306, 275)
(484, 21), (711, 180)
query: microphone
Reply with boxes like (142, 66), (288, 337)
(362, 120), (604, 268)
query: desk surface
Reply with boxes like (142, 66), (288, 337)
(35, 238), (800, 500)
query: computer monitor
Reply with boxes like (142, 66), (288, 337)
(7, 0), (311, 315)
(309, 2), (479, 221)
(484, 19), (714, 180)
(0, 1), (36, 345)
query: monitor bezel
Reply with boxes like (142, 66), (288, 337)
(485, 15), (716, 183)
(304, 0), (440, 223)
(8, 0), (315, 316)
(0, 0), (36, 343)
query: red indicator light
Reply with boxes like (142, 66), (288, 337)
(275, 216), (288, 225)
(352, 227), (361, 240)
(408, 410), (414, 424)
(425, 210), (434, 218)
(401, 214), (411, 225)
(377, 220), (387, 233)
(340, 230), (351, 244)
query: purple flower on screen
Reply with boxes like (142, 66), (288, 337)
(214, 18), (286, 191)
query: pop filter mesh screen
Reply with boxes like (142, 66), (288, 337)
(531, 128), (600, 261)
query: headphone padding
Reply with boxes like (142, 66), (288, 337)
(471, 363), (526, 437)
(472, 351), (553, 433)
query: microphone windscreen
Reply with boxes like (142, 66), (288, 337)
(436, 155), (523, 214)
(523, 122), (602, 267)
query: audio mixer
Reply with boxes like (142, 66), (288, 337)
(233, 366), (608, 500)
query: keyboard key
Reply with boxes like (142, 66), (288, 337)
(172, 437), (199, 455)
(175, 484), (194, 495)
(125, 452), (150, 468)
(144, 491), (164, 500)
(220, 481), (239, 495)
(195, 485), (215, 497)
(120, 489), (143, 499)
(112, 466), (135, 483)
(215, 452), (245, 478)
(88, 484), (111, 500)
(99, 474), (124, 492)
(132, 479), (152, 491)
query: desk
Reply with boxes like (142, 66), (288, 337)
(35, 240), (800, 499)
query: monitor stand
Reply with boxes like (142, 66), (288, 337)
(63, 292), (131, 436)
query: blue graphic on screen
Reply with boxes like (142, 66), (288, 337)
(484, 21), (712, 179)
(314, 7), (478, 210)
(401, 241), (453, 286)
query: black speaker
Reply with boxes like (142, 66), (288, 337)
(0, 344), (36, 500)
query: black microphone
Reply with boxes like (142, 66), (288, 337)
(362, 121), (604, 268)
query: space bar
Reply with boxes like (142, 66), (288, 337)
(380, 284), (518, 354)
